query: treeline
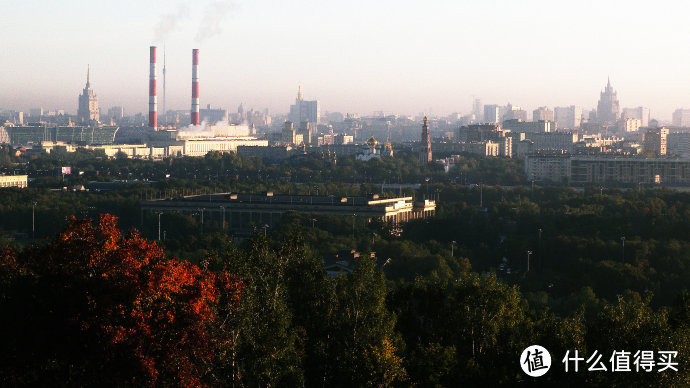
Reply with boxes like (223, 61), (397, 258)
(1, 216), (688, 386)
(3, 148), (525, 186)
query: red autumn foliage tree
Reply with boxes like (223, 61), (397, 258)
(0, 214), (244, 387)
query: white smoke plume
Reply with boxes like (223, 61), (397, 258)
(196, 1), (238, 43)
(155, 4), (190, 41)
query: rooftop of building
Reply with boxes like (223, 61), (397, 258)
(156, 192), (419, 207)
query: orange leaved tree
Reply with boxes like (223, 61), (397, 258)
(0, 214), (243, 387)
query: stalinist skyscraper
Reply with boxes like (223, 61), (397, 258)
(419, 116), (432, 164)
(596, 77), (619, 124)
(78, 66), (99, 124)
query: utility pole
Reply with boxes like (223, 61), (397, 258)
(157, 212), (162, 241)
(526, 250), (532, 272)
(451, 240), (457, 257)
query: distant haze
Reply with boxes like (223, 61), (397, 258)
(2, 0), (690, 120)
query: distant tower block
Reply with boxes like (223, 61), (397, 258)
(191, 49), (200, 125)
(78, 65), (99, 124)
(149, 46), (157, 129)
(420, 116), (432, 163)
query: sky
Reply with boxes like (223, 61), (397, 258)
(2, 0), (690, 120)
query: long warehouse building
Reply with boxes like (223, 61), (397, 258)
(141, 192), (436, 232)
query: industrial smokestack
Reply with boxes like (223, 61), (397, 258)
(191, 48), (200, 125)
(149, 46), (157, 129)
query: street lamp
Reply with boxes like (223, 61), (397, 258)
(526, 250), (533, 272)
(32, 201), (37, 240)
(157, 212), (162, 241)
(311, 218), (317, 228)
(451, 240), (457, 257)
(538, 228), (543, 270)
(262, 224), (269, 237)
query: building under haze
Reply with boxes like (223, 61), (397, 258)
(644, 127), (669, 157)
(419, 116), (432, 163)
(199, 105), (229, 124)
(554, 106), (582, 130)
(472, 99), (483, 121)
(596, 78), (620, 124)
(77, 66), (99, 124)
(672, 109), (690, 127)
(289, 84), (320, 125)
(484, 105), (500, 123)
(622, 106), (649, 127)
(533, 107), (554, 122)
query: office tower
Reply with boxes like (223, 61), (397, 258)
(78, 66), (99, 124)
(419, 116), (432, 163)
(596, 77), (620, 124)
(672, 109), (690, 127)
(533, 107), (554, 122)
(619, 118), (641, 132)
(554, 106), (582, 129)
(644, 127), (669, 156)
(503, 104), (528, 121)
(622, 106), (650, 127)
(289, 83), (320, 124)
(282, 121), (297, 145)
(199, 104), (228, 124)
(299, 121), (316, 145)
(473, 98), (483, 120)
(108, 106), (124, 120)
(484, 105), (500, 123)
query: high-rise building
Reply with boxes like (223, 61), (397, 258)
(672, 109), (690, 127)
(289, 84), (320, 124)
(484, 105), (500, 123)
(596, 77), (620, 124)
(472, 98), (483, 121)
(200, 104), (228, 124)
(643, 127), (669, 156)
(298, 121), (317, 145)
(78, 66), (99, 124)
(622, 106), (649, 127)
(619, 118), (641, 133)
(419, 116), (432, 163)
(554, 106), (582, 129)
(282, 121), (299, 145)
(503, 104), (528, 121)
(533, 107), (554, 122)
(108, 106), (124, 121)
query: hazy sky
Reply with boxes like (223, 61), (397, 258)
(3, 0), (690, 119)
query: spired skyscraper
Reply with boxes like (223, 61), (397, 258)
(419, 116), (432, 164)
(289, 83), (320, 125)
(596, 77), (620, 124)
(78, 66), (99, 124)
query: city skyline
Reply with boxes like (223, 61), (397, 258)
(3, 0), (690, 119)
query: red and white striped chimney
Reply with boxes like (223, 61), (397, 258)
(149, 46), (157, 129)
(191, 48), (200, 125)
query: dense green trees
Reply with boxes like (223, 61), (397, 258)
(2, 152), (690, 385)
